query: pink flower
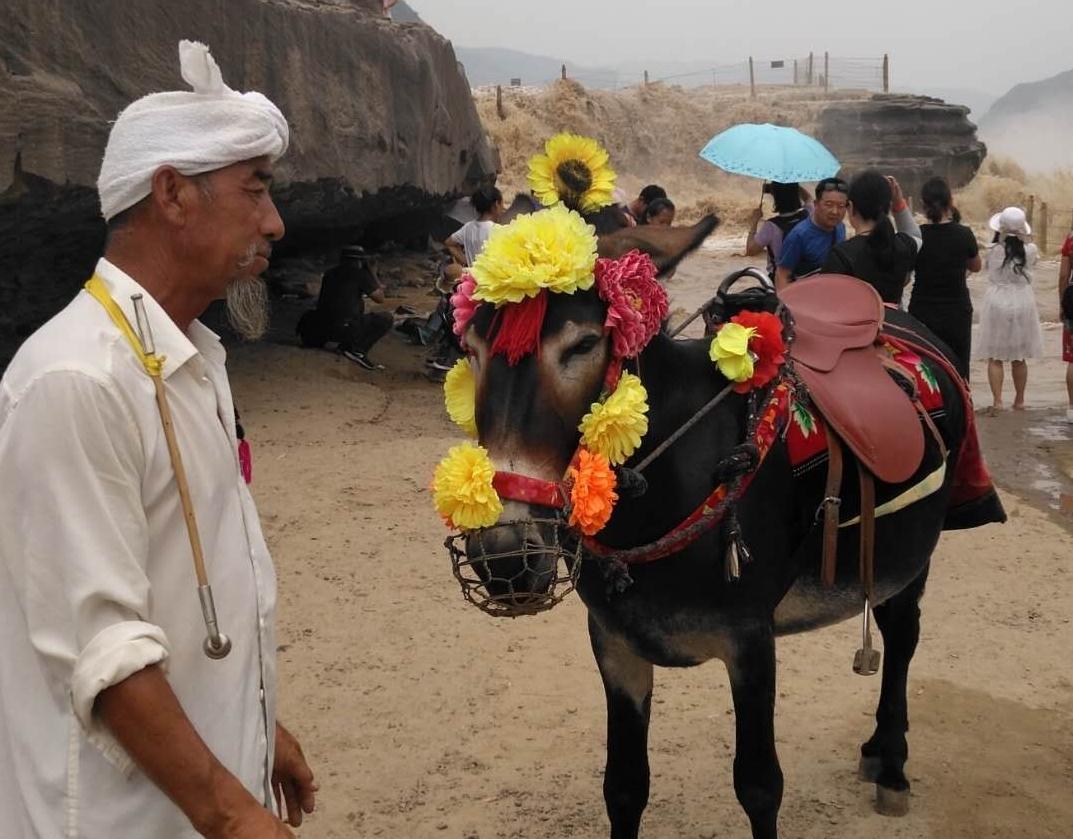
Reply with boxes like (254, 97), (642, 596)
(451, 274), (478, 345)
(594, 251), (668, 358)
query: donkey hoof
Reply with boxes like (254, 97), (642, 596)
(875, 784), (910, 817)
(857, 755), (882, 782)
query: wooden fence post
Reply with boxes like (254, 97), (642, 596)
(1026, 195), (1035, 226)
(883, 54), (890, 93)
(794, 59), (799, 86)
(1040, 202), (1049, 253)
(824, 52), (830, 91)
(644, 69), (649, 87)
(808, 52), (814, 85)
(561, 63), (567, 81)
(749, 56), (756, 99)
(496, 85), (505, 119)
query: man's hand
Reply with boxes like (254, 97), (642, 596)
(206, 800), (296, 839)
(272, 722), (317, 828)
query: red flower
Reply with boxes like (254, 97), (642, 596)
(729, 311), (785, 393)
(595, 251), (668, 358)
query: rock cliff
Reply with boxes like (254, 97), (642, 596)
(815, 95), (986, 199)
(0, 0), (495, 364)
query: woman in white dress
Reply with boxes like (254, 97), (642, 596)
(974, 206), (1043, 412)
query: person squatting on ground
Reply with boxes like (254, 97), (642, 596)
(775, 176), (848, 291)
(822, 171), (921, 305)
(0, 41), (316, 838)
(744, 181), (811, 279)
(1059, 228), (1073, 421)
(907, 176), (982, 379)
(297, 245), (392, 370)
(974, 206), (1044, 413)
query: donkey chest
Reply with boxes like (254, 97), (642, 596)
(593, 605), (747, 668)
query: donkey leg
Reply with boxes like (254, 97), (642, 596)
(589, 615), (654, 839)
(859, 564), (930, 816)
(728, 628), (783, 839)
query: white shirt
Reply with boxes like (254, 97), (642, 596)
(450, 219), (496, 265)
(0, 258), (278, 838)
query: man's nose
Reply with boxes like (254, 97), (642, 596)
(262, 198), (285, 242)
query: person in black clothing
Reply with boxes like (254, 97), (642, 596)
(821, 171), (921, 305)
(296, 246), (392, 370)
(639, 197), (676, 226)
(907, 177), (982, 378)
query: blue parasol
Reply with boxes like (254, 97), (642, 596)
(699, 123), (841, 183)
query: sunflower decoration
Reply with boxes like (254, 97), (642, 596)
(528, 133), (617, 214)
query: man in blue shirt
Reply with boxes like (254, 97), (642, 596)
(775, 177), (849, 292)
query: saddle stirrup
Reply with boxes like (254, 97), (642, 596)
(853, 600), (881, 676)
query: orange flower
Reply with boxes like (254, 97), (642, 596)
(568, 449), (619, 536)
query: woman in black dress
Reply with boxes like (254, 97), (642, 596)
(908, 177), (982, 378)
(821, 171), (921, 305)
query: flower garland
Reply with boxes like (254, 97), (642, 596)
(709, 311), (786, 393)
(435, 135), (785, 540)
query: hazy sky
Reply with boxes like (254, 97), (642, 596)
(410, 0), (1071, 95)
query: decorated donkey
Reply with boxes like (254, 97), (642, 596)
(431, 134), (1004, 839)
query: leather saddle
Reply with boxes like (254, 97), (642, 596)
(781, 275), (923, 485)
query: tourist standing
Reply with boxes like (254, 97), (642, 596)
(908, 177), (982, 377)
(445, 185), (505, 268)
(974, 206), (1043, 413)
(822, 171), (921, 305)
(775, 177), (848, 291)
(745, 182), (811, 279)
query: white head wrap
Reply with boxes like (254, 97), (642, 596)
(97, 40), (289, 221)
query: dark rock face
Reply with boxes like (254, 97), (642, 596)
(815, 95), (987, 199)
(0, 0), (495, 365)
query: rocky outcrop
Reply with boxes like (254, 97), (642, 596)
(815, 95), (986, 199)
(977, 68), (1073, 171)
(0, 0), (495, 365)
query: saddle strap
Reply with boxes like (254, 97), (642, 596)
(859, 468), (877, 603)
(820, 432), (844, 588)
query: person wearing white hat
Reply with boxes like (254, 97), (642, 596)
(0, 42), (315, 838)
(973, 206), (1044, 414)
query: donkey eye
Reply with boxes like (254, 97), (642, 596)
(562, 335), (601, 363)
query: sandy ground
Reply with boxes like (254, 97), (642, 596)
(228, 238), (1073, 838)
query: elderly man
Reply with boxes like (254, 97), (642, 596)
(0, 42), (315, 838)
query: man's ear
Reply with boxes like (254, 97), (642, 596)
(149, 166), (194, 225)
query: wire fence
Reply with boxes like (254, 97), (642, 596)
(484, 53), (890, 95)
(1026, 197), (1073, 254)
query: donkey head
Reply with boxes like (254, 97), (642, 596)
(446, 215), (718, 615)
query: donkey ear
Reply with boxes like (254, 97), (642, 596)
(596, 215), (719, 276)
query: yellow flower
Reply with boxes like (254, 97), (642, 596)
(444, 358), (477, 438)
(527, 133), (617, 213)
(709, 323), (757, 383)
(432, 443), (503, 530)
(471, 204), (598, 306)
(578, 372), (649, 465)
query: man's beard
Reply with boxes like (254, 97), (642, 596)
(226, 244), (271, 341)
(226, 276), (269, 341)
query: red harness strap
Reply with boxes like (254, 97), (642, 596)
(584, 380), (793, 565)
(492, 472), (566, 509)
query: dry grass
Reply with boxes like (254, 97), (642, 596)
(955, 157), (1073, 252)
(475, 80), (871, 229)
(475, 80), (1073, 250)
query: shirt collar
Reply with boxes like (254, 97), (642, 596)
(92, 258), (224, 379)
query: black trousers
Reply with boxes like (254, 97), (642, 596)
(907, 302), (972, 380)
(339, 311), (392, 354)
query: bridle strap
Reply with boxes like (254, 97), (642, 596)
(492, 471), (566, 509)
